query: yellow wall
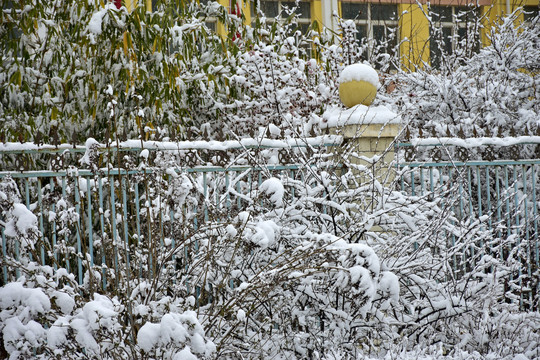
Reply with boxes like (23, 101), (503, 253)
(398, 3), (430, 71)
(137, 0), (536, 69)
(312, 0), (323, 32)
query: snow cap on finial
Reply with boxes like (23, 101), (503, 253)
(338, 63), (379, 108)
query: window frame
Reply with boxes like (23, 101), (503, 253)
(340, 2), (399, 60)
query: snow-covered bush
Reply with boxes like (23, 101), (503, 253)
(385, 12), (540, 142)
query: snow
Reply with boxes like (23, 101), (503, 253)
(4, 203), (38, 242)
(52, 291), (76, 314)
(138, 322), (162, 352)
(259, 177), (285, 207)
(379, 271), (400, 303)
(237, 309), (246, 321)
(252, 220), (279, 248)
(88, 5), (115, 35)
(173, 347), (198, 360)
(0, 135), (342, 154)
(411, 136), (540, 148)
(321, 104), (400, 128)
(0, 282), (51, 315)
(339, 63), (380, 87)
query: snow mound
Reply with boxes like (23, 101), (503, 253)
(259, 177), (285, 207)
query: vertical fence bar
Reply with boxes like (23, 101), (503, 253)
(419, 167), (424, 196)
(110, 174), (119, 288)
(98, 176), (107, 290)
(87, 177), (94, 267)
(512, 165), (522, 307)
(134, 181), (142, 280)
(496, 167), (503, 262)
(37, 178), (45, 265)
(2, 228), (7, 283)
(121, 176), (131, 295)
(203, 172), (208, 223)
(533, 165), (540, 303)
(61, 177), (69, 273)
(410, 170), (415, 196)
(449, 167), (457, 273)
(50, 178), (57, 271)
(522, 164), (530, 307)
(74, 176), (83, 285)
(24, 178), (32, 262)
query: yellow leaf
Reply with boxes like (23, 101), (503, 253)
(123, 31), (129, 56)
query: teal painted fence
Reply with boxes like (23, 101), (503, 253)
(0, 139), (339, 291)
(396, 141), (540, 309)
(1, 138), (539, 308)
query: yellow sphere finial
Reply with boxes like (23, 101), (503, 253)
(338, 64), (379, 108)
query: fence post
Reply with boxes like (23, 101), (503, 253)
(325, 107), (400, 187)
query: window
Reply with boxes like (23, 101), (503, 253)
(429, 5), (480, 68)
(523, 5), (539, 23)
(340, 2), (398, 61)
(256, 1), (312, 34)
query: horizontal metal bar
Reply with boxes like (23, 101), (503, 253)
(398, 136), (540, 148)
(399, 159), (540, 168)
(0, 164), (334, 179)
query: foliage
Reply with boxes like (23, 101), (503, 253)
(383, 12), (540, 141)
(1, 2), (539, 359)
(0, 0), (344, 144)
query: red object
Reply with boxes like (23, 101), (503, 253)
(230, 0), (241, 41)
(113, 0), (121, 9)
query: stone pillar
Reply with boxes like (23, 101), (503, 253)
(323, 105), (400, 188)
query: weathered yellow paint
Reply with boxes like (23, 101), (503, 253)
(125, 0), (137, 12)
(398, 3), (430, 71)
(482, 0), (536, 46)
(339, 80), (377, 107)
(243, 0), (252, 25)
(312, 0), (323, 32)
(217, 0), (229, 37)
(146, 0), (152, 11)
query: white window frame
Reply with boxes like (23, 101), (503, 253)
(340, 2), (399, 58)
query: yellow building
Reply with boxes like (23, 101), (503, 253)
(126, 0), (538, 69)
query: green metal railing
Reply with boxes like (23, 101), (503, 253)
(397, 140), (540, 309)
(0, 138), (340, 290)
(2, 138), (539, 309)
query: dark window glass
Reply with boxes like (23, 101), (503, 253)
(282, 1), (310, 18)
(373, 24), (397, 54)
(430, 27), (452, 68)
(342, 3), (368, 20)
(261, 1), (279, 17)
(524, 5), (540, 22)
(205, 21), (217, 31)
(431, 6), (452, 22)
(371, 4), (396, 21)
(356, 24), (367, 41)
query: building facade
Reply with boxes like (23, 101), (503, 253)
(123, 0), (538, 69)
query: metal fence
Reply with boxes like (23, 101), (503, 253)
(1, 137), (539, 308)
(396, 139), (540, 309)
(0, 138), (339, 290)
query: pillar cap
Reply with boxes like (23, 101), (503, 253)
(321, 105), (400, 131)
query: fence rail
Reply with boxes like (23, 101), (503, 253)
(0, 139), (340, 291)
(396, 140), (540, 309)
